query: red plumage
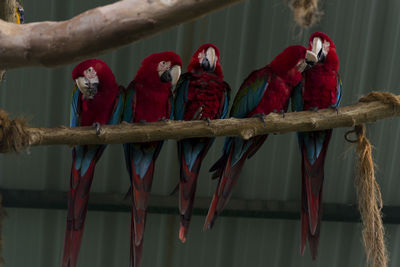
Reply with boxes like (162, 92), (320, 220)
(71, 59), (120, 126)
(299, 32), (340, 259)
(204, 45), (310, 230)
(177, 44), (230, 242)
(124, 52), (182, 267)
(63, 59), (121, 267)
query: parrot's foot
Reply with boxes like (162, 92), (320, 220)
(92, 122), (101, 136)
(139, 120), (147, 124)
(158, 117), (168, 122)
(310, 107), (319, 112)
(253, 113), (266, 126)
(280, 110), (285, 118)
(192, 105), (204, 120)
(330, 105), (339, 114)
(203, 117), (211, 126)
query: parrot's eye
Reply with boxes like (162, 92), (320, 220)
(160, 61), (166, 65)
(88, 67), (94, 72)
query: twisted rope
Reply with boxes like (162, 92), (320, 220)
(343, 92), (400, 267)
(289, 0), (322, 28)
(0, 109), (29, 153)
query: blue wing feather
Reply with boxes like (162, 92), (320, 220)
(70, 86), (80, 128)
(174, 74), (190, 121)
(291, 82), (304, 112)
(230, 71), (269, 118)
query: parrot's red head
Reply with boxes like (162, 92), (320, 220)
(308, 32), (338, 71)
(72, 59), (117, 99)
(135, 51), (182, 86)
(187, 43), (223, 78)
(269, 45), (318, 86)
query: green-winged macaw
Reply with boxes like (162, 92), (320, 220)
(123, 52), (182, 267)
(174, 43), (230, 242)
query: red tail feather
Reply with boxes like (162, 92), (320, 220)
(62, 155), (98, 267)
(204, 146), (247, 230)
(300, 130), (331, 259)
(178, 139), (211, 242)
(129, 157), (155, 267)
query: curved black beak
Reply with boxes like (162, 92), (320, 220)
(88, 82), (99, 98)
(201, 58), (211, 71)
(160, 70), (172, 83)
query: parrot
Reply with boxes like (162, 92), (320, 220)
(292, 32), (341, 259)
(123, 51), (182, 267)
(16, 1), (24, 24)
(62, 59), (124, 267)
(174, 44), (230, 243)
(203, 45), (318, 230)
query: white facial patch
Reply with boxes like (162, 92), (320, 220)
(157, 61), (172, 77)
(198, 50), (206, 64)
(76, 66), (99, 99)
(322, 41), (330, 56)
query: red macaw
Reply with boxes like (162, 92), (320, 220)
(63, 59), (124, 267)
(204, 45), (318, 230)
(174, 44), (230, 243)
(292, 32), (341, 259)
(123, 52), (182, 267)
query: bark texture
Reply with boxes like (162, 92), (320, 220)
(0, 0), (244, 69)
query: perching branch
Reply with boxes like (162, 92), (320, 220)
(0, 93), (393, 150)
(0, 0), (245, 69)
(0, 0), (17, 82)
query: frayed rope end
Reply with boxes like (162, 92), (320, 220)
(0, 109), (30, 153)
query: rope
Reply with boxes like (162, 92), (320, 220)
(0, 109), (29, 153)
(345, 120), (388, 267)
(289, 0), (322, 28)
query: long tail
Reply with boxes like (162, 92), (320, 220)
(204, 136), (268, 230)
(300, 130), (331, 259)
(178, 139), (211, 242)
(129, 159), (156, 267)
(62, 149), (100, 267)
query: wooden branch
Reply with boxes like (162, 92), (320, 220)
(0, 0), (17, 81)
(0, 0), (245, 69)
(17, 96), (400, 147)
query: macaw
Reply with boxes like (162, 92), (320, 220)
(174, 44), (230, 243)
(123, 52), (182, 267)
(292, 32), (341, 259)
(62, 59), (123, 267)
(16, 1), (24, 24)
(203, 45), (318, 230)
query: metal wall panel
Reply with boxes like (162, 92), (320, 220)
(1, 0), (400, 266)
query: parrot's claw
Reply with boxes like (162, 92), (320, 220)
(92, 122), (101, 136)
(310, 107), (319, 112)
(280, 110), (285, 118)
(330, 105), (339, 114)
(139, 120), (147, 124)
(158, 117), (168, 122)
(253, 113), (267, 126)
(203, 117), (211, 126)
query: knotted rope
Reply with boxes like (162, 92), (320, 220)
(0, 109), (29, 153)
(289, 0), (322, 28)
(344, 92), (400, 267)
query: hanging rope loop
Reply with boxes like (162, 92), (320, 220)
(289, 0), (322, 27)
(0, 109), (29, 153)
(346, 123), (388, 267)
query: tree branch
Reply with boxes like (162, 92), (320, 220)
(0, 0), (17, 81)
(0, 0), (245, 69)
(8, 95), (397, 148)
